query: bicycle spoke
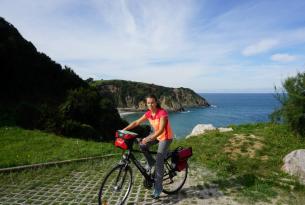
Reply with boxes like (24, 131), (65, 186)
(116, 171), (130, 203)
(163, 180), (174, 185)
(162, 163), (188, 194)
(101, 174), (119, 202)
(98, 165), (132, 205)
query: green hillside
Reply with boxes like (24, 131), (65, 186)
(0, 17), (86, 108)
(177, 123), (305, 203)
(0, 126), (119, 168)
(0, 17), (126, 140)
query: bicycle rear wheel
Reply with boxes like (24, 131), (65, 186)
(162, 161), (188, 194)
(98, 164), (133, 205)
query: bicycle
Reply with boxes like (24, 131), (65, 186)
(98, 130), (191, 205)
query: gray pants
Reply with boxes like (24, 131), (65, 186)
(140, 139), (172, 191)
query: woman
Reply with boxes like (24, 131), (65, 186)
(123, 94), (173, 199)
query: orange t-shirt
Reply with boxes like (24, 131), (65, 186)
(145, 108), (173, 141)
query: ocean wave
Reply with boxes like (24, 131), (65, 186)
(211, 105), (217, 108)
(119, 112), (137, 117)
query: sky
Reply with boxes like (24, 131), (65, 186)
(1, 0), (305, 93)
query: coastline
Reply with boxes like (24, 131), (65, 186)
(117, 108), (143, 117)
(119, 111), (137, 117)
(119, 93), (279, 138)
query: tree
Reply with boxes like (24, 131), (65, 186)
(59, 87), (127, 140)
(85, 77), (94, 83)
(271, 72), (305, 137)
(60, 87), (102, 127)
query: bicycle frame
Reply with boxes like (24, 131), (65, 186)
(116, 138), (178, 187)
(120, 147), (157, 182)
(118, 138), (158, 178)
(128, 150), (177, 187)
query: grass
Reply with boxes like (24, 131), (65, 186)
(172, 122), (305, 203)
(0, 126), (120, 168)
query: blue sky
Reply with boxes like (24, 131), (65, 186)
(1, 0), (305, 93)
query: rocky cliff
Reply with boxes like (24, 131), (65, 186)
(93, 80), (210, 111)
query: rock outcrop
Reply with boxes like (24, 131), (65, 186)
(186, 124), (233, 139)
(94, 80), (210, 112)
(282, 149), (305, 184)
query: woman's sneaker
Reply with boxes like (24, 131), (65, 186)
(151, 189), (162, 199)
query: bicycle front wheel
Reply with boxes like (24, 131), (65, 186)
(98, 164), (133, 205)
(162, 162), (188, 194)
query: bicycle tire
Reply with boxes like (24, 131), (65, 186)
(162, 162), (188, 194)
(98, 164), (133, 205)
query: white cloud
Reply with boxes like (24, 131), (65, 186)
(194, 63), (303, 93)
(1, 0), (305, 92)
(242, 39), (279, 56)
(271, 53), (297, 62)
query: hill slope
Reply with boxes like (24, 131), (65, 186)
(0, 17), (126, 140)
(0, 17), (86, 106)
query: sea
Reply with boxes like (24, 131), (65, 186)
(121, 93), (281, 139)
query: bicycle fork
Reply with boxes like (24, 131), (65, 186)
(114, 154), (131, 191)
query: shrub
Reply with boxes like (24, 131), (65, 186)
(59, 87), (127, 141)
(14, 102), (42, 129)
(271, 72), (305, 136)
(61, 120), (99, 140)
(59, 87), (101, 127)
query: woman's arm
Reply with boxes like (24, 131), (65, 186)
(123, 114), (147, 131)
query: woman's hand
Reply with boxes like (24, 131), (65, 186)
(141, 135), (153, 145)
(141, 137), (149, 145)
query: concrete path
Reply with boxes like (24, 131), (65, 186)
(0, 158), (238, 205)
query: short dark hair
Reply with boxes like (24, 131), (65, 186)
(146, 94), (161, 108)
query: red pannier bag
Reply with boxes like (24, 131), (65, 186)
(176, 161), (187, 171)
(172, 147), (192, 171)
(114, 138), (128, 150)
(114, 130), (138, 150)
